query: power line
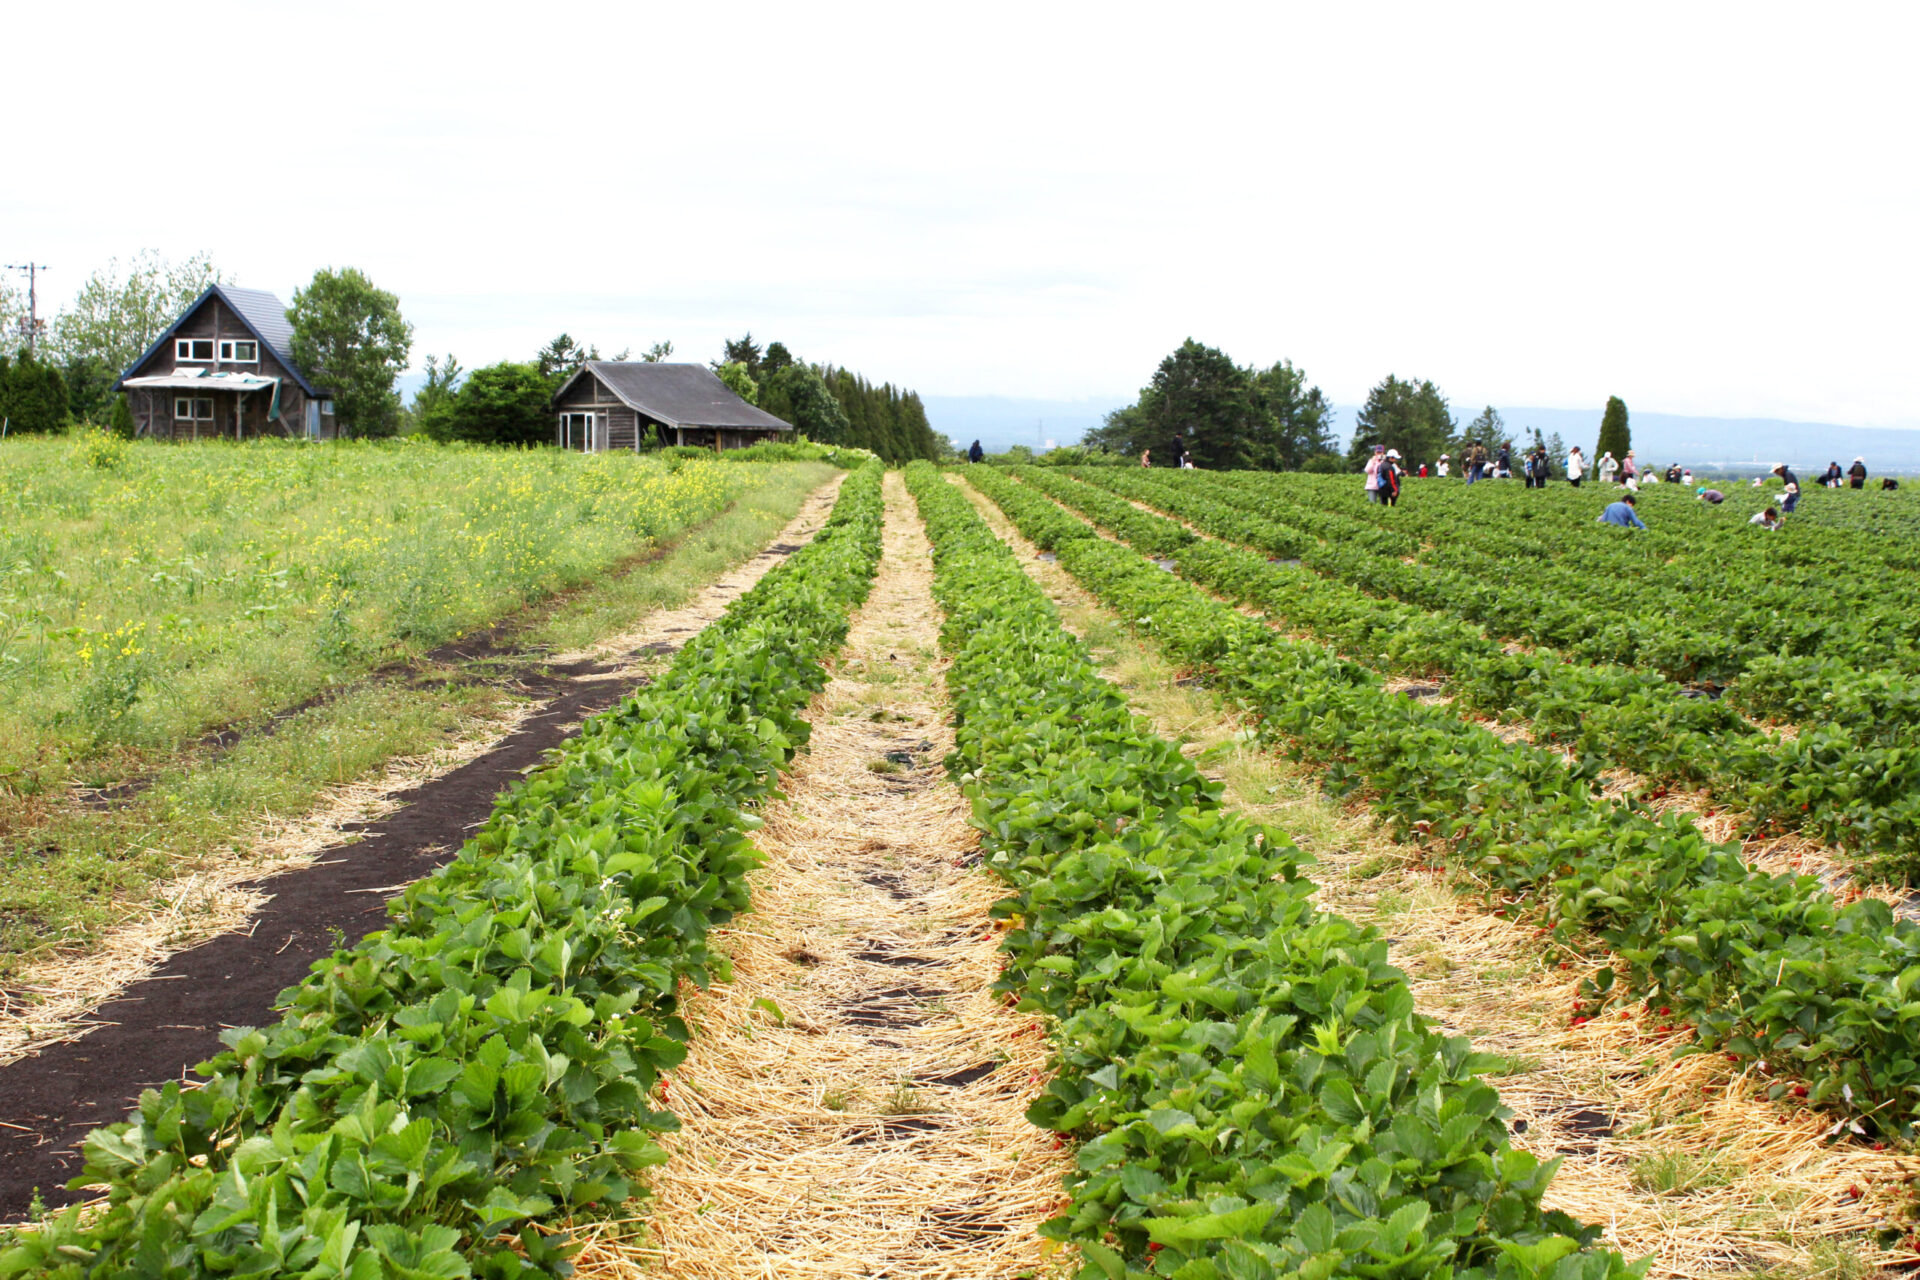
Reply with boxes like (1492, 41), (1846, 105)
(4, 263), (48, 357)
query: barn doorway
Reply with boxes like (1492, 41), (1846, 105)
(559, 412), (600, 453)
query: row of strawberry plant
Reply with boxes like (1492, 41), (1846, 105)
(1043, 466), (1920, 881)
(960, 464), (1920, 1142)
(1, 463), (885, 1280)
(1198, 469), (1920, 697)
(1194, 473), (1920, 772)
(907, 463), (1631, 1280)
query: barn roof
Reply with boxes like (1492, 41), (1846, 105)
(558, 362), (794, 431)
(114, 285), (321, 396)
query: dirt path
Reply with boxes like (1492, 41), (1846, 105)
(0, 478), (845, 1219)
(948, 471), (1906, 1280)
(606, 472), (1066, 1280)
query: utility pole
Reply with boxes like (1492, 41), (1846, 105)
(4, 263), (48, 356)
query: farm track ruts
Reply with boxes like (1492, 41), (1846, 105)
(0, 479), (847, 1219)
(602, 472), (1065, 1280)
(948, 471), (1910, 1280)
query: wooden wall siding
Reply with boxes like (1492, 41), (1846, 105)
(555, 372), (610, 409)
(608, 408), (639, 450)
(126, 295), (326, 440)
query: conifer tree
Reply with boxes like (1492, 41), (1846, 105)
(1596, 396), (1631, 462)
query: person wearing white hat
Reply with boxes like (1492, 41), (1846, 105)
(1771, 463), (1801, 512)
(1436, 453), (1450, 478)
(1849, 457), (1868, 489)
(1380, 449), (1404, 507)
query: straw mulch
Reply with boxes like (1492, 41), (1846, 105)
(953, 472), (1915, 1280)
(0, 484), (850, 1072)
(583, 473), (1069, 1280)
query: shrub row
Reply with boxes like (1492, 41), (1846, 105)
(1046, 466), (1920, 881)
(1, 462), (885, 1280)
(959, 464), (1920, 1142)
(906, 463), (1633, 1280)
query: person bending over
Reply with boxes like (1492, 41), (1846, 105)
(1598, 493), (1646, 529)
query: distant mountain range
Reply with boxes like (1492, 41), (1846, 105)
(920, 395), (1920, 473)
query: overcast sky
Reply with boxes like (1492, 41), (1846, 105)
(7, 2), (1916, 426)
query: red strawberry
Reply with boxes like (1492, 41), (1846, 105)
(1793, 1085), (1809, 1098)
(1658, 1006), (1670, 1015)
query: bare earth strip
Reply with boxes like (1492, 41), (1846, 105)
(594, 473), (1068, 1280)
(0, 476), (845, 1071)
(949, 471), (1909, 1280)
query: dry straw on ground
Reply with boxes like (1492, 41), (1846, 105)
(953, 471), (1914, 1280)
(584, 474), (1069, 1280)
(0, 482), (847, 1071)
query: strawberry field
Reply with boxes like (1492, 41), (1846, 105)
(6, 458), (1918, 1280)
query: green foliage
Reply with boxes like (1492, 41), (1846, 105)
(409, 354), (464, 439)
(718, 335), (942, 462)
(761, 362), (851, 444)
(1347, 375), (1455, 469)
(910, 462), (1637, 1280)
(715, 361), (759, 405)
(1249, 358), (1339, 469)
(1090, 343), (1336, 471)
(68, 427), (130, 472)
(288, 268), (414, 438)
(1464, 405), (1509, 452)
(45, 250), (226, 378)
(0, 462), (885, 1280)
(0, 349), (69, 434)
(984, 462), (1920, 1141)
(1597, 396), (1631, 461)
(435, 362), (552, 447)
(534, 333), (628, 383)
(107, 392), (135, 439)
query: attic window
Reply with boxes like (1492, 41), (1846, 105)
(176, 338), (215, 362)
(219, 339), (258, 363)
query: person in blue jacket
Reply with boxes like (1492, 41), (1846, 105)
(1598, 493), (1646, 529)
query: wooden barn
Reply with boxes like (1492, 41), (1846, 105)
(115, 286), (337, 440)
(551, 362), (794, 452)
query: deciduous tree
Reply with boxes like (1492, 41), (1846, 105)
(440, 361), (551, 446)
(47, 250), (225, 379)
(409, 354), (465, 440)
(287, 268), (413, 438)
(716, 361), (759, 405)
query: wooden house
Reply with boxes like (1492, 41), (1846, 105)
(551, 362), (794, 452)
(115, 285), (337, 440)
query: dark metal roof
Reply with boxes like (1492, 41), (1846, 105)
(557, 362), (794, 431)
(113, 284), (321, 396)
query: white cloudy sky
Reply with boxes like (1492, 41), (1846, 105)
(7, 1), (1916, 425)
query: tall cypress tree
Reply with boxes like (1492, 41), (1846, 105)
(1596, 395), (1631, 462)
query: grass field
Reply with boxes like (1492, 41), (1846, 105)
(0, 437), (835, 971)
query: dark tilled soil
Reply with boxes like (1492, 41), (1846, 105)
(0, 660), (646, 1215)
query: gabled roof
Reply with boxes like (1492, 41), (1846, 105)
(554, 362), (794, 432)
(114, 284), (321, 396)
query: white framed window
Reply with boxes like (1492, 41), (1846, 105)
(174, 397), (214, 420)
(175, 338), (215, 362)
(319, 400), (335, 416)
(558, 411), (599, 453)
(219, 339), (258, 363)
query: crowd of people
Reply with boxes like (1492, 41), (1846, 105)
(1359, 441), (1900, 533)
